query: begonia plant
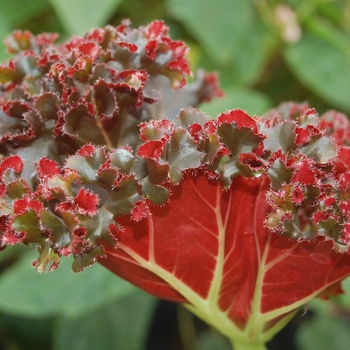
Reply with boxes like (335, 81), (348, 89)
(1, 20), (350, 350)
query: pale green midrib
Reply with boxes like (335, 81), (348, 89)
(118, 244), (247, 342)
(241, 179), (299, 344)
(243, 229), (317, 342)
(244, 178), (271, 343)
(245, 233), (271, 343)
(207, 186), (226, 306)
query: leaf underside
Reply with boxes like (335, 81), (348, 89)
(101, 173), (350, 338)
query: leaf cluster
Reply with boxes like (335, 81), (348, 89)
(1, 96), (350, 272)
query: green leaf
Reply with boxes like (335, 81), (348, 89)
(167, 128), (203, 182)
(16, 135), (60, 164)
(200, 88), (272, 117)
(5, 179), (29, 199)
(0, 65), (21, 83)
(301, 135), (336, 163)
(167, 0), (255, 65)
(218, 126), (263, 156)
(0, 251), (137, 318)
(142, 178), (169, 205)
(35, 93), (59, 120)
(16, 55), (41, 77)
(93, 80), (116, 117)
(0, 0), (49, 25)
(0, 15), (11, 62)
(65, 147), (106, 182)
(40, 209), (70, 248)
(110, 148), (135, 174)
(49, 0), (123, 35)
(54, 290), (156, 350)
(177, 108), (207, 126)
(168, 0), (274, 85)
(227, 19), (275, 87)
(296, 315), (350, 350)
(63, 105), (106, 145)
(82, 207), (114, 243)
(267, 159), (292, 190)
(285, 29), (350, 112)
(261, 121), (296, 153)
(12, 211), (41, 241)
(34, 241), (61, 273)
(71, 245), (105, 273)
(104, 176), (142, 216)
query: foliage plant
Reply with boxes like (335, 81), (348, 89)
(1, 20), (350, 350)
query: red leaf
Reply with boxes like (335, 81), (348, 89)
(0, 155), (23, 177)
(118, 42), (138, 53)
(138, 140), (164, 160)
(218, 109), (257, 130)
(74, 189), (99, 216)
(37, 158), (60, 178)
(101, 173), (350, 335)
(78, 42), (99, 61)
(35, 33), (58, 47)
(13, 197), (42, 215)
(0, 216), (25, 245)
(146, 21), (168, 37)
(131, 200), (148, 222)
(292, 160), (317, 185)
(292, 185), (304, 204)
(295, 127), (310, 145)
(320, 110), (350, 146)
(334, 147), (350, 174)
(2, 231), (25, 245)
(76, 144), (96, 156)
(145, 40), (158, 60)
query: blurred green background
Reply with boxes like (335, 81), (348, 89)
(0, 0), (350, 349)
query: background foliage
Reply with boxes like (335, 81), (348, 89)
(0, 0), (349, 349)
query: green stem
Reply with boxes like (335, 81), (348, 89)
(230, 339), (268, 350)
